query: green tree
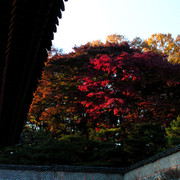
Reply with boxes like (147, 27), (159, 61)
(123, 122), (166, 163)
(166, 116), (180, 147)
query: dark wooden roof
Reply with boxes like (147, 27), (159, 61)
(0, 0), (67, 146)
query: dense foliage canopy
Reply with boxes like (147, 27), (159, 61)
(26, 34), (180, 165)
(2, 33), (180, 166)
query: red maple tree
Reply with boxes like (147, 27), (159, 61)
(78, 51), (180, 130)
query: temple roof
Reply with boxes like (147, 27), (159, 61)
(0, 0), (67, 145)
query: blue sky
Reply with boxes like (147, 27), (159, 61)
(53, 0), (180, 53)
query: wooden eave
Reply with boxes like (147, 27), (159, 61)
(0, 0), (68, 146)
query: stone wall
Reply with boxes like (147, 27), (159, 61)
(0, 145), (180, 180)
(123, 144), (180, 180)
(0, 165), (124, 180)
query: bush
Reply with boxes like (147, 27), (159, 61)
(166, 116), (180, 147)
(0, 128), (128, 167)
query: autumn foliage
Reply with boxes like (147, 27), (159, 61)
(28, 35), (180, 164)
(78, 52), (180, 126)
